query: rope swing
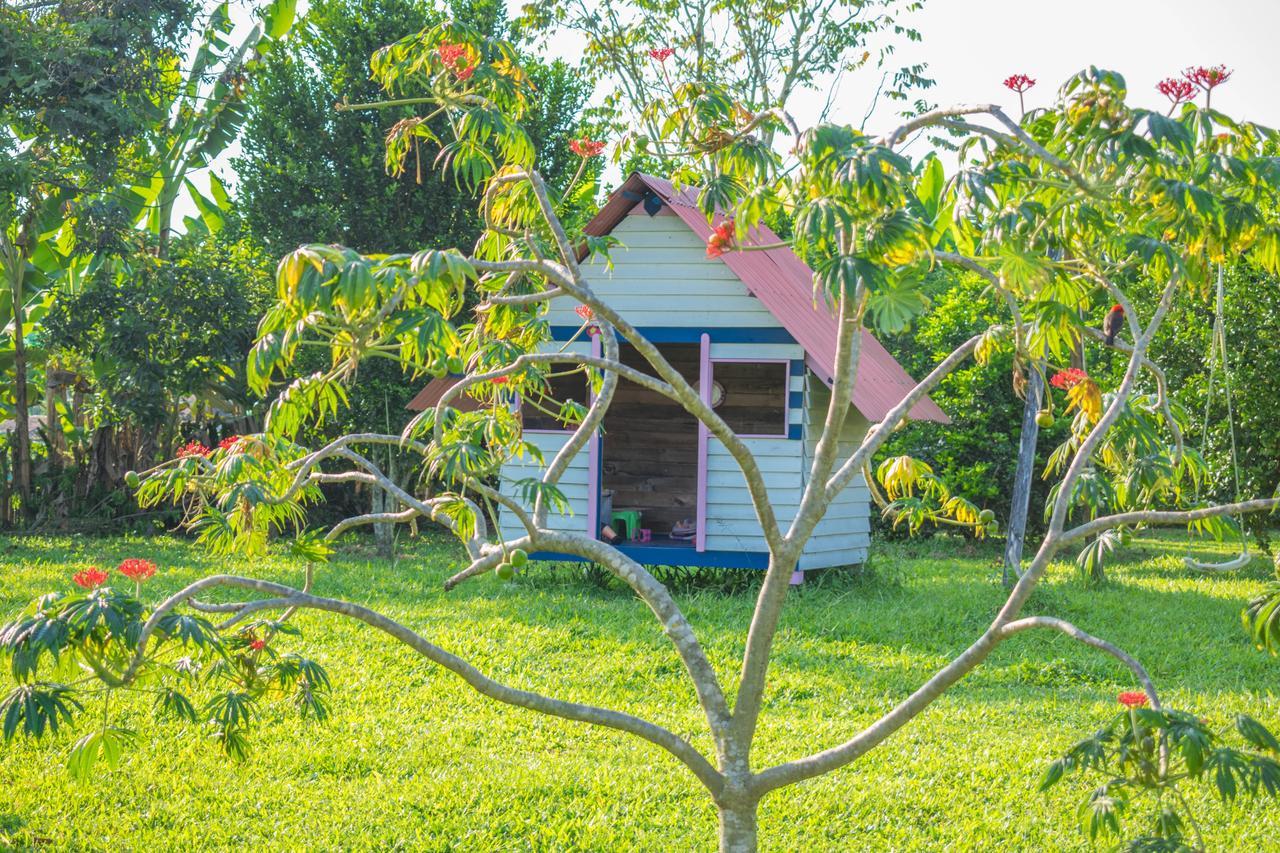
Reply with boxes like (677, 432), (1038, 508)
(1183, 265), (1252, 572)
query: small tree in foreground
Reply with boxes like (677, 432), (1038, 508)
(6, 25), (1280, 851)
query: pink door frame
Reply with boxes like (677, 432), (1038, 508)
(587, 332), (602, 539)
(696, 333), (711, 552)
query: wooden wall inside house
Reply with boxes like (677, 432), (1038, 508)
(602, 343), (700, 533)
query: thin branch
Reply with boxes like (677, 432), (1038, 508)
(998, 617), (1161, 708)
(122, 575), (725, 794)
(1061, 497), (1280, 547)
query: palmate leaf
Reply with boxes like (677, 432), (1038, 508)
(1, 683), (82, 741)
(1079, 785), (1127, 839)
(205, 690), (256, 732)
(0, 607), (70, 682)
(1244, 581), (1280, 655)
(155, 688), (200, 723)
(1066, 379), (1104, 423)
(511, 478), (571, 517)
(67, 727), (136, 781)
(865, 274), (929, 334)
(155, 612), (221, 649)
(1235, 714), (1280, 753)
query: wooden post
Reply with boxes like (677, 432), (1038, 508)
(1003, 369), (1043, 586)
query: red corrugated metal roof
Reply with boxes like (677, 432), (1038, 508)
(406, 377), (482, 412)
(586, 173), (949, 424)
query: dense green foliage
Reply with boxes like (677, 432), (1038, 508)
(233, 0), (591, 435)
(42, 220), (274, 434)
(884, 257), (1280, 549)
(0, 534), (1276, 848)
(881, 271), (1068, 532)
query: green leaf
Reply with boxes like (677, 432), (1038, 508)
(261, 0), (297, 41)
(1, 683), (82, 740)
(1236, 714), (1280, 753)
(67, 727), (135, 781)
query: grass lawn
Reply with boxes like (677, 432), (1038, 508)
(1, 530), (1277, 850)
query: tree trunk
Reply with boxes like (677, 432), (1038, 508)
(4, 234), (33, 521)
(1003, 369), (1043, 586)
(717, 800), (759, 853)
(373, 485), (393, 558)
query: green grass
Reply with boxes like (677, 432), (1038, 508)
(1, 530), (1277, 850)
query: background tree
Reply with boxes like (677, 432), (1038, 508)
(39, 217), (274, 516)
(1, 0), (297, 526)
(523, 0), (933, 160)
(0, 0), (194, 520)
(232, 0), (590, 546)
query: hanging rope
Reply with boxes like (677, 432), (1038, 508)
(1183, 264), (1252, 572)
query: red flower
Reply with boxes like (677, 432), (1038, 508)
(1049, 368), (1088, 391)
(437, 42), (476, 80)
(1156, 77), (1195, 105)
(491, 375), (509, 385)
(1002, 73), (1036, 94)
(217, 435), (242, 451)
(177, 440), (210, 458)
(73, 567), (109, 589)
(574, 304), (594, 321)
(1118, 691), (1148, 708)
(706, 219), (736, 259)
(648, 47), (675, 62)
(248, 638), (266, 652)
(1185, 64), (1232, 93)
(117, 558), (157, 583)
(568, 137), (606, 158)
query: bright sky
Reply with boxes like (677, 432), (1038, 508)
(195, 0), (1280, 218)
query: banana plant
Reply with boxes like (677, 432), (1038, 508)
(129, 0), (298, 257)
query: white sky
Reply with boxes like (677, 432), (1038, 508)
(193, 0), (1280, 219)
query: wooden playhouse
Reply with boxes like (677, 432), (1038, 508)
(409, 173), (948, 572)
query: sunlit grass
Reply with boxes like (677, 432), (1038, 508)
(0, 530), (1276, 850)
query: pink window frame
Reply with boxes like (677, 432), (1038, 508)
(709, 358), (792, 438)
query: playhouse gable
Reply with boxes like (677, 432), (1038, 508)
(566, 172), (948, 424)
(541, 206), (788, 334)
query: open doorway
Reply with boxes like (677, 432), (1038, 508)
(601, 343), (700, 548)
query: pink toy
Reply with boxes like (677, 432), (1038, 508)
(638, 528), (652, 543)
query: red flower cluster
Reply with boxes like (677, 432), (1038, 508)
(1118, 691), (1149, 708)
(648, 47), (675, 62)
(569, 137), (606, 158)
(1156, 76), (1196, 106)
(491, 375), (509, 385)
(248, 638), (267, 652)
(217, 435), (242, 451)
(1049, 368), (1088, 390)
(1002, 73), (1036, 94)
(177, 440), (211, 458)
(574, 304), (594, 321)
(706, 219), (736, 259)
(437, 42), (475, 80)
(117, 558), (156, 583)
(72, 567), (109, 589)
(1185, 64), (1232, 93)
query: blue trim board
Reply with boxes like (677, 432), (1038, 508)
(529, 546), (771, 570)
(789, 359), (807, 376)
(787, 423), (803, 440)
(788, 390), (804, 409)
(550, 326), (797, 344)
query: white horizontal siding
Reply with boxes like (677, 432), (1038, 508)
(709, 342), (804, 360)
(544, 213), (786, 329)
(703, 437), (801, 553)
(498, 432), (589, 540)
(797, 379), (874, 569)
